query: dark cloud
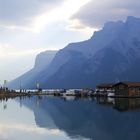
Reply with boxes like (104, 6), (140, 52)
(72, 0), (140, 28)
(0, 0), (64, 26)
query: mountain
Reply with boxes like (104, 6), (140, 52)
(9, 50), (57, 89)
(9, 16), (140, 89)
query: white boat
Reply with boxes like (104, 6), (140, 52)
(65, 89), (76, 95)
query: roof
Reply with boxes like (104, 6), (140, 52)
(113, 82), (140, 87)
(97, 83), (114, 88)
(97, 82), (140, 88)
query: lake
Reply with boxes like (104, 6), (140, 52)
(0, 96), (140, 140)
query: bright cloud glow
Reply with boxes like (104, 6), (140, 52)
(0, 0), (94, 83)
(28, 0), (92, 32)
(66, 19), (97, 34)
(0, 43), (47, 58)
(0, 0), (91, 33)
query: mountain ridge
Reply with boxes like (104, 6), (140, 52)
(9, 50), (57, 89)
(9, 16), (140, 89)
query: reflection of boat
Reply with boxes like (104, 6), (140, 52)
(96, 97), (113, 106)
(63, 96), (76, 101)
(107, 92), (115, 97)
(107, 97), (115, 104)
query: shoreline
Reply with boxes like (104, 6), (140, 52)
(1, 92), (140, 99)
(0, 92), (32, 99)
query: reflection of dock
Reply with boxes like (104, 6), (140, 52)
(0, 92), (31, 100)
(96, 97), (114, 106)
(114, 98), (140, 111)
(96, 97), (140, 112)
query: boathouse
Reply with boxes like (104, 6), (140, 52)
(112, 82), (140, 96)
(97, 83), (114, 92)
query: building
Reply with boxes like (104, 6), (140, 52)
(97, 82), (140, 96)
(113, 82), (140, 96)
(97, 83), (114, 92)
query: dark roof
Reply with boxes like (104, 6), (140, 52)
(97, 83), (114, 88)
(97, 82), (140, 88)
(113, 82), (140, 87)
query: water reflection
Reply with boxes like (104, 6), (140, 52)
(114, 98), (140, 111)
(1, 96), (140, 140)
(96, 97), (140, 111)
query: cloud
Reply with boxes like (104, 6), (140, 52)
(0, 0), (64, 30)
(0, 123), (60, 134)
(71, 0), (140, 28)
(0, 0), (92, 32)
(0, 0), (93, 83)
(0, 123), (62, 139)
(0, 43), (46, 58)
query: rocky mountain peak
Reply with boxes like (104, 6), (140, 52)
(9, 16), (140, 89)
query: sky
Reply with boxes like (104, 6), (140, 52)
(0, 0), (139, 84)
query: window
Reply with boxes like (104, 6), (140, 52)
(119, 85), (125, 89)
(130, 87), (135, 91)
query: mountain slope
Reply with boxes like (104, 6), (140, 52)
(39, 16), (140, 88)
(10, 16), (140, 89)
(9, 50), (57, 89)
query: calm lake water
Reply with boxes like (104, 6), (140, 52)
(0, 96), (140, 140)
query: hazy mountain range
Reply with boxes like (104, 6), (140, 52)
(9, 16), (140, 89)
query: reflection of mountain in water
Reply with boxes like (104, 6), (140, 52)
(19, 96), (140, 140)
